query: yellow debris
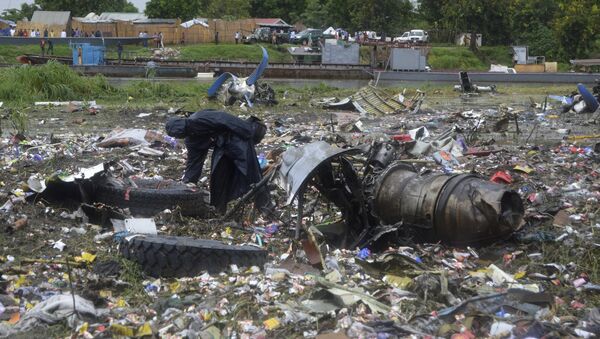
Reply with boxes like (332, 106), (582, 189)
(263, 317), (280, 330)
(110, 324), (135, 337)
(383, 275), (413, 289)
(136, 322), (153, 337)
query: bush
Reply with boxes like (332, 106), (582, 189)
(518, 24), (560, 61)
(428, 47), (486, 70)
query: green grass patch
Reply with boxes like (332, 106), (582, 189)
(428, 47), (487, 71)
(118, 258), (152, 307)
(0, 62), (214, 106)
(0, 44), (71, 64)
(0, 43), (294, 63)
(178, 43), (292, 62)
(0, 61), (117, 103)
(478, 46), (514, 66)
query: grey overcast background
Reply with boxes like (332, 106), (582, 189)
(1, 0), (148, 13)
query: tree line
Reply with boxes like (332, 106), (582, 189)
(2, 0), (599, 60)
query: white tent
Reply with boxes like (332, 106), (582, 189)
(323, 26), (336, 35)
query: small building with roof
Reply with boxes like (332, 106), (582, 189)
(16, 11), (72, 35)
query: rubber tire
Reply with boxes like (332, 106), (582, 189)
(120, 235), (268, 277)
(94, 178), (210, 217)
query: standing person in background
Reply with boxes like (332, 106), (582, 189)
(117, 41), (123, 64)
(152, 32), (160, 48)
(47, 39), (54, 55)
(50, 29), (54, 38)
(40, 39), (46, 56)
(235, 31), (240, 44)
(43, 28), (48, 37)
(60, 29), (66, 38)
(159, 32), (164, 48)
(215, 31), (219, 45)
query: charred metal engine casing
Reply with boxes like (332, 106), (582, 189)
(372, 162), (524, 245)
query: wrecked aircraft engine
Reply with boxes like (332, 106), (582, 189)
(278, 141), (524, 247)
(207, 46), (275, 107)
(371, 162), (524, 245)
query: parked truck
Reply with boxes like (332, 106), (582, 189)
(244, 27), (289, 44)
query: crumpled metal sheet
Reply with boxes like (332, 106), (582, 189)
(352, 86), (406, 115)
(277, 141), (359, 204)
(319, 86), (425, 115)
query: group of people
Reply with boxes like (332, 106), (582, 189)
(138, 31), (163, 48)
(11, 27), (101, 38)
(39, 38), (54, 56)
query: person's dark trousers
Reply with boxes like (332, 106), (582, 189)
(183, 138), (209, 184)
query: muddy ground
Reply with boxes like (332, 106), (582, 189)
(0, 84), (599, 338)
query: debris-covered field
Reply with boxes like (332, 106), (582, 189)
(0, 80), (599, 338)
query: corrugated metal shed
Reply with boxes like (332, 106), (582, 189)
(30, 11), (71, 25)
(133, 19), (177, 24)
(98, 12), (147, 21)
(0, 19), (16, 26)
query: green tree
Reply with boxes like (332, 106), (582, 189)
(145, 0), (203, 20)
(301, 0), (328, 28)
(146, 0), (250, 20)
(203, 0), (251, 19)
(509, 0), (558, 36)
(249, 0), (307, 24)
(347, 0), (413, 34)
(552, 0), (600, 59)
(34, 0), (138, 16)
(440, 0), (511, 47)
(419, 0), (444, 26)
(519, 23), (560, 60)
(509, 0), (559, 59)
(1, 3), (38, 22)
(323, 0), (353, 29)
(122, 2), (139, 13)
